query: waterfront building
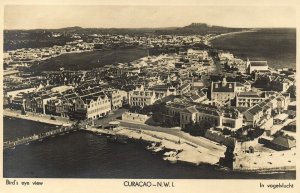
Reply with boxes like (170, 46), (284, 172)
(165, 101), (243, 130)
(74, 91), (111, 120)
(246, 59), (269, 74)
(104, 89), (124, 110)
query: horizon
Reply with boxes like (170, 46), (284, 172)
(4, 5), (296, 30)
(4, 24), (297, 31)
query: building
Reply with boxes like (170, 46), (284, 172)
(104, 89), (124, 110)
(268, 136), (296, 151)
(177, 83), (191, 96)
(128, 90), (156, 107)
(165, 102), (243, 130)
(211, 78), (236, 105)
(74, 92), (111, 120)
(148, 84), (176, 99)
(236, 91), (278, 108)
(273, 113), (289, 125)
(242, 93), (289, 126)
(246, 59), (268, 74)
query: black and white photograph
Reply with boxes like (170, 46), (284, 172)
(1, 1), (299, 193)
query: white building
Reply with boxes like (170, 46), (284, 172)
(75, 92), (111, 120)
(128, 90), (156, 107)
(246, 59), (269, 74)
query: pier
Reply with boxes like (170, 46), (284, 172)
(3, 126), (78, 150)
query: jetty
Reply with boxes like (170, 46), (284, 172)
(3, 126), (78, 150)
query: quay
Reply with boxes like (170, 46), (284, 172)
(82, 126), (225, 166)
(3, 126), (78, 150)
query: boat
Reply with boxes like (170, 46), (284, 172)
(59, 133), (65, 136)
(168, 159), (178, 164)
(10, 147), (16, 150)
(106, 135), (128, 144)
(215, 166), (231, 172)
(152, 146), (164, 153)
(25, 143), (30, 145)
(38, 139), (43, 142)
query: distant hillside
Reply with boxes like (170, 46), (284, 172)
(155, 23), (247, 35)
(4, 23), (248, 50)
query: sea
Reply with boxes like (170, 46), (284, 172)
(3, 117), (296, 179)
(211, 28), (296, 69)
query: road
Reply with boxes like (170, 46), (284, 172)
(120, 121), (226, 154)
(93, 108), (128, 127)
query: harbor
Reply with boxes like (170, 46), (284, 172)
(82, 126), (226, 167)
(3, 116), (295, 179)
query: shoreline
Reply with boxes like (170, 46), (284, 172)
(208, 29), (258, 42)
(3, 109), (72, 126)
(3, 109), (296, 174)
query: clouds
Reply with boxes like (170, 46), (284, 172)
(4, 5), (296, 29)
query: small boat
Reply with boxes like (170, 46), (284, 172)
(97, 133), (102, 136)
(168, 159), (177, 164)
(152, 147), (164, 153)
(38, 139), (43, 142)
(51, 135), (55, 138)
(10, 147), (15, 150)
(25, 143), (30, 145)
(59, 133), (65, 136)
(106, 135), (128, 144)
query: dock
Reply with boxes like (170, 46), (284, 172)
(3, 126), (78, 150)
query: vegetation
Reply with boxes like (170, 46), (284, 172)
(232, 125), (264, 142)
(182, 120), (214, 136)
(128, 103), (180, 127)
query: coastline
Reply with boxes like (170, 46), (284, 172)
(208, 29), (258, 42)
(3, 109), (72, 126)
(3, 109), (296, 174)
(82, 126), (224, 167)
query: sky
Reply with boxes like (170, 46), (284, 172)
(4, 5), (297, 29)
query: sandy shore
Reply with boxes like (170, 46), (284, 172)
(208, 29), (257, 42)
(233, 149), (296, 172)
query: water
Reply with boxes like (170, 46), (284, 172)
(3, 117), (296, 179)
(211, 28), (296, 69)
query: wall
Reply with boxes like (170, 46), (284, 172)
(122, 112), (150, 124)
(204, 130), (236, 148)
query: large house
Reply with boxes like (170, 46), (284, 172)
(246, 59), (268, 74)
(128, 90), (156, 107)
(242, 93), (289, 126)
(73, 91), (111, 120)
(104, 89), (124, 110)
(236, 91), (278, 108)
(148, 84), (176, 99)
(165, 101), (243, 130)
(211, 78), (250, 106)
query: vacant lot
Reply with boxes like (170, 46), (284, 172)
(31, 48), (148, 72)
